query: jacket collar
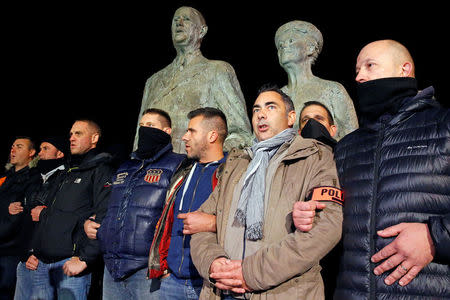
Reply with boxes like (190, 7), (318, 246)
(364, 86), (438, 130)
(130, 143), (173, 162)
(235, 135), (325, 162)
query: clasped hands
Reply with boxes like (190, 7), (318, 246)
(209, 257), (251, 294)
(293, 200), (435, 287)
(26, 255), (87, 276)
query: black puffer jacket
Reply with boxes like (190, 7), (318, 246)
(334, 87), (450, 299)
(34, 149), (115, 265)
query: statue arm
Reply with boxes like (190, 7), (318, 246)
(211, 63), (253, 150)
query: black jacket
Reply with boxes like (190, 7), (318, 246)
(34, 149), (115, 265)
(334, 87), (450, 299)
(0, 164), (41, 257)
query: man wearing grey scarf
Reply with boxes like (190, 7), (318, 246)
(234, 128), (297, 240)
(190, 84), (343, 300)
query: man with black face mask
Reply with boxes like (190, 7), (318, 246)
(87, 108), (185, 299)
(294, 39), (450, 299)
(298, 101), (338, 149)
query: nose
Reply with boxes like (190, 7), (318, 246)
(182, 131), (189, 142)
(355, 70), (367, 83)
(256, 109), (267, 120)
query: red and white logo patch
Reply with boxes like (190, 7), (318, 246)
(144, 169), (163, 183)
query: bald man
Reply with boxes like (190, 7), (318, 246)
(294, 40), (450, 299)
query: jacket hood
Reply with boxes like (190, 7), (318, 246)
(4, 156), (39, 171)
(71, 149), (112, 171)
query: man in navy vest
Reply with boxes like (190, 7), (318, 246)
(86, 108), (185, 299)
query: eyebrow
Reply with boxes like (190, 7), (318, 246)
(253, 101), (278, 108)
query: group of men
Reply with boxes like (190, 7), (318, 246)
(0, 40), (449, 300)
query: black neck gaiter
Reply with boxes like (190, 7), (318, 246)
(135, 126), (171, 159)
(357, 77), (418, 122)
(300, 118), (337, 148)
(37, 158), (65, 174)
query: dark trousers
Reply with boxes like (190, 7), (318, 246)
(0, 255), (20, 300)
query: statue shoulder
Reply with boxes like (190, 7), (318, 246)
(315, 77), (351, 99)
(205, 59), (236, 74)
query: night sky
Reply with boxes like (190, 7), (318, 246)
(2, 1), (446, 168)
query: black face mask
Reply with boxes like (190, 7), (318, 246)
(300, 118), (337, 148)
(135, 126), (171, 159)
(356, 77), (418, 122)
(37, 158), (65, 174)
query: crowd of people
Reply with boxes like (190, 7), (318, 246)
(0, 31), (449, 300)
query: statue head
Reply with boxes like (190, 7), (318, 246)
(275, 20), (323, 67)
(171, 6), (208, 51)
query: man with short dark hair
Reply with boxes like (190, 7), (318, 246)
(0, 137), (40, 299)
(149, 107), (228, 300)
(30, 120), (115, 299)
(190, 85), (343, 300)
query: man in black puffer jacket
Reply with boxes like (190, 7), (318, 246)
(335, 40), (449, 299)
(294, 39), (449, 299)
(30, 120), (115, 300)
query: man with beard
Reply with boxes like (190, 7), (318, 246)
(0, 137), (40, 299)
(148, 107), (227, 300)
(83, 108), (185, 300)
(294, 40), (450, 299)
(9, 136), (68, 300)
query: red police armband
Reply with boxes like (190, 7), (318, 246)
(311, 186), (344, 206)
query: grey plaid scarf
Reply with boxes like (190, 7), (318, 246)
(234, 128), (297, 240)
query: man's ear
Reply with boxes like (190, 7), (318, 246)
(329, 125), (338, 138)
(207, 130), (218, 143)
(287, 110), (297, 127)
(29, 149), (36, 159)
(56, 151), (65, 159)
(91, 133), (99, 145)
(401, 62), (413, 77)
(163, 127), (172, 135)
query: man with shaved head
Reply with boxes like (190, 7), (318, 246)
(294, 39), (450, 299)
(30, 119), (115, 299)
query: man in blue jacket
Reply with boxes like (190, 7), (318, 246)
(294, 39), (450, 299)
(148, 107), (228, 300)
(88, 108), (185, 299)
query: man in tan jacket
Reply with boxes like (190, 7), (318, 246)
(190, 84), (343, 299)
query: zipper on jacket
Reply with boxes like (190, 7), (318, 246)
(369, 125), (384, 300)
(178, 164), (210, 275)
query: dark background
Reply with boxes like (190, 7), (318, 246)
(2, 1), (446, 168)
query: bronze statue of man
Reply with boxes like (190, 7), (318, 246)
(275, 20), (358, 140)
(134, 6), (252, 153)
